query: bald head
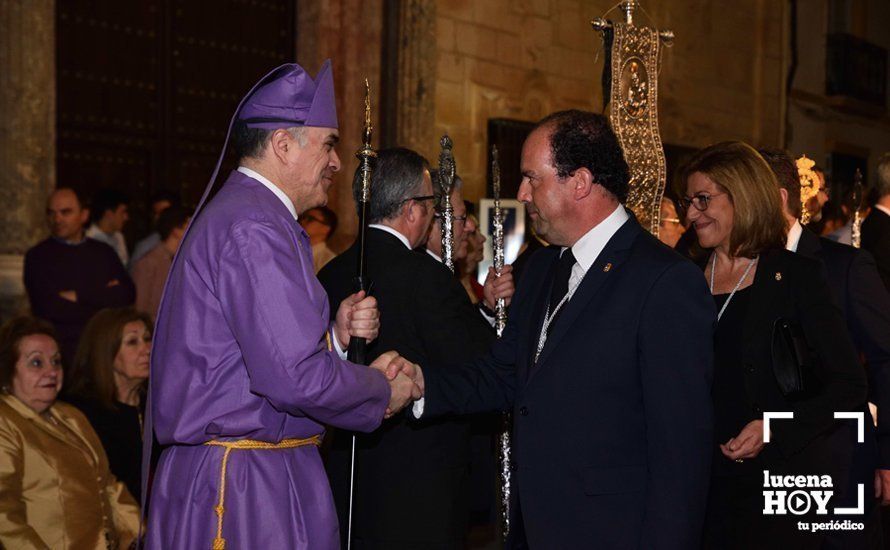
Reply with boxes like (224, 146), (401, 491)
(46, 188), (89, 242)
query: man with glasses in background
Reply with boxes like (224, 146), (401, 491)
(426, 174), (470, 264)
(319, 147), (514, 549)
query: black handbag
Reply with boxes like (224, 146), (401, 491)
(771, 318), (815, 398)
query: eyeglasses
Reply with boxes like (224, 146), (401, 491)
(435, 213), (468, 226)
(399, 194), (436, 205)
(677, 192), (726, 213)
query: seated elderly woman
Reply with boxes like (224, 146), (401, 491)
(0, 316), (140, 548)
(680, 142), (867, 549)
(67, 307), (152, 502)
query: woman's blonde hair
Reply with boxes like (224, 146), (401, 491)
(68, 307), (153, 409)
(681, 141), (786, 258)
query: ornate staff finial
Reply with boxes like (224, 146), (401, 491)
(623, 0), (636, 25)
(852, 168), (864, 248)
(357, 80), (375, 203)
(437, 134), (456, 272)
(363, 79), (372, 143)
(796, 154), (819, 225)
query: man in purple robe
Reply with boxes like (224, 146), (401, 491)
(146, 61), (420, 549)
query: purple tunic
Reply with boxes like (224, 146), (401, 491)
(146, 170), (390, 549)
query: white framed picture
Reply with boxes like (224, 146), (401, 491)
(477, 199), (525, 285)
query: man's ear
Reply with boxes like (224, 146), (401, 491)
(269, 129), (295, 163)
(778, 187), (789, 209)
(572, 167), (594, 200)
(80, 208), (90, 225)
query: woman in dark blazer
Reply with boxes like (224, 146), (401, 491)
(680, 142), (867, 549)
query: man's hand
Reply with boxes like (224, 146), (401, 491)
(334, 290), (379, 349)
(369, 351), (424, 417)
(370, 351), (425, 395)
(385, 372), (423, 419)
(875, 469), (890, 505)
(720, 420), (765, 461)
(483, 265), (515, 311)
(107, 279), (120, 287)
(59, 290), (78, 303)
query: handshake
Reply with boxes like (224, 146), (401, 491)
(369, 351), (425, 418)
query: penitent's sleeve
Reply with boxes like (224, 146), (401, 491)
(217, 219), (390, 432)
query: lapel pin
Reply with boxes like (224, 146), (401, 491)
(603, 263), (612, 272)
(775, 272), (782, 281)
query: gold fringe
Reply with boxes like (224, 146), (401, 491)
(203, 435), (322, 549)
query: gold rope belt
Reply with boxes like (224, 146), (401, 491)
(203, 435), (322, 549)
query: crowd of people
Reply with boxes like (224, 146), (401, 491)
(1, 185), (189, 547)
(1, 58), (890, 550)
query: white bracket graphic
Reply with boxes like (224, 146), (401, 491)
(832, 411), (866, 515)
(834, 411), (865, 443)
(834, 484), (865, 515)
(763, 412), (794, 443)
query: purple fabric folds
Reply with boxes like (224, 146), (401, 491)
(145, 171), (389, 549)
(238, 60), (338, 130)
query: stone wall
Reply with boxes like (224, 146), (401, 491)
(432, 0), (786, 202)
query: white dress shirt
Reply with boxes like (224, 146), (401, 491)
(562, 204), (630, 298)
(86, 224), (129, 266)
(785, 219), (803, 252)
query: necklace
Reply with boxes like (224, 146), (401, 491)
(534, 266), (588, 363)
(710, 253), (757, 322)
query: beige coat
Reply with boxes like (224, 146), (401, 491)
(0, 393), (140, 549)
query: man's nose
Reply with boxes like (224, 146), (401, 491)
(517, 180), (531, 203)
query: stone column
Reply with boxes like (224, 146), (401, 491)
(297, 0), (384, 252)
(394, 0), (436, 159)
(0, 0), (56, 320)
(296, 0), (436, 251)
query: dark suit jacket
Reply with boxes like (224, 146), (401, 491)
(728, 248), (866, 464)
(319, 227), (494, 548)
(796, 229), (890, 468)
(421, 216), (716, 549)
(862, 207), (890, 291)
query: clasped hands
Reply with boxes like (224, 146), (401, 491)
(332, 292), (424, 419)
(369, 351), (425, 419)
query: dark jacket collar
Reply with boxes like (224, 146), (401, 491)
(795, 226), (823, 259)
